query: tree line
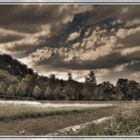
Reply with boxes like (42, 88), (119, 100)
(0, 69), (139, 101)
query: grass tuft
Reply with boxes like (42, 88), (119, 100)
(73, 106), (140, 136)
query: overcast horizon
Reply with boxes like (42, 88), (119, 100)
(0, 5), (140, 84)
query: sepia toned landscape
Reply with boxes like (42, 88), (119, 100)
(0, 5), (139, 136)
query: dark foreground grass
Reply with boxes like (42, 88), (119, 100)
(72, 107), (140, 136)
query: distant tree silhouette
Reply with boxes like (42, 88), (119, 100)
(16, 83), (25, 97)
(6, 84), (16, 98)
(95, 81), (119, 100)
(86, 71), (96, 86)
(116, 78), (129, 100)
(0, 54), (34, 77)
(127, 80), (140, 100)
(0, 83), (4, 95)
(19, 74), (34, 97)
(64, 83), (75, 100)
(68, 72), (72, 81)
(54, 86), (65, 100)
(116, 78), (140, 100)
(45, 86), (54, 99)
(0, 54), (140, 101)
(33, 85), (42, 99)
(83, 71), (97, 100)
(80, 85), (92, 100)
(85, 76), (89, 83)
(50, 74), (56, 81)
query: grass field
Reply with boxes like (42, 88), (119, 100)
(0, 103), (112, 121)
(0, 100), (114, 121)
(0, 100), (139, 135)
(72, 107), (140, 136)
(55, 101), (140, 136)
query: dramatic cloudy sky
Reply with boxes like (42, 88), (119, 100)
(0, 5), (140, 84)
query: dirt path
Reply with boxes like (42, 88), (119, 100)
(50, 116), (114, 136)
(0, 101), (137, 136)
(0, 107), (118, 136)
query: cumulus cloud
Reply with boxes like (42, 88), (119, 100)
(67, 31), (80, 42)
(25, 23), (140, 83)
(116, 27), (140, 39)
(0, 5), (94, 56)
(0, 5), (140, 83)
(26, 26), (139, 71)
(0, 25), (51, 58)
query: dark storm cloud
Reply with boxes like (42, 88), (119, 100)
(0, 5), (94, 33)
(126, 60), (140, 72)
(0, 34), (24, 43)
(0, 5), (140, 82)
(119, 32), (140, 48)
(0, 28), (28, 43)
(0, 5), (94, 57)
(1, 34), (49, 58)
(0, 5), (59, 33)
(28, 49), (140, 71)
